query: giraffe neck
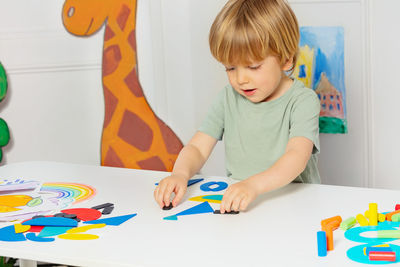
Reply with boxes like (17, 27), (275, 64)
(99, 0), (183, 171)
(101, 0), (149, 127)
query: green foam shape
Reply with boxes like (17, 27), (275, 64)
(392, 213), (400, 222)
(377, 230), (400, 238)
(340, 217), (357, 230)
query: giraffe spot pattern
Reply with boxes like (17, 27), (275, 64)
(103, 45), (122, 76)
(117, 4), (131, 31)
(124, 68), (143, 97)
(137, 156), (167, 172)
(156, 119), (183, 155)
(104, 25), (115, 41)
(104, 146), (125, 168)
(127, 29), (136, 52)
(118, 110), (153, 151)
(103, 86), (118, 129)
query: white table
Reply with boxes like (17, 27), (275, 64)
(0, 161), (400, 267)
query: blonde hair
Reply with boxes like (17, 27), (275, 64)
(209, 0), (299, 71)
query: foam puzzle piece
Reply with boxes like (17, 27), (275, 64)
(22, 217), (78, 227)
(155, 178), (204, 187)
(91, 203), (114, 210)
(27, 225), (45, 233)
(67, 223), (106, 234)
(14, 223), (31, 233)
(26, 233), (55, 242)
(163, 201), (214, 220)
(187, 178), (204, 187)
(91, 203), (115, 214)
(213, 210), (239, 214)
(54, 213), (79, 221)
(176, 201), (214, 216)
(0, 225), (26, 241)
(347, 244), (400, 264)
(58, 233), (99, 240)
(84, 214), (137, 226)
(345, 220), (400, 264)
(200, 182), (228, 192)
(38, 226), (73, 238)
(162, 203), (173, 210)
(61, 208), (102, 221)
(163, 215), (178, 220)
(189, 195), (223, 204)
(102, 205), (114, 215)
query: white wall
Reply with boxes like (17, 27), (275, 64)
(369, 0), (400, 189)
(0, 0), (398, 190)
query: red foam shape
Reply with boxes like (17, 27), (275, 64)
(61, 208), (102, 221)
(369, 251), (396, 262)
(28, 225), (45, 233)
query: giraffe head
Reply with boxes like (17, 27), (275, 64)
(62, 0), (115, 36)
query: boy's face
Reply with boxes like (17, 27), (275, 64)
(224, 55), (293, 103)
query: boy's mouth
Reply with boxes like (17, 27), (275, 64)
(242, 88), (257, 96)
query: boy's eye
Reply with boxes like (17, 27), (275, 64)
(225, 67), (235, 72)
(248, 64), (261, 70)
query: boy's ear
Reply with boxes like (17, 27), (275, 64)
(282, 57), (294, 71)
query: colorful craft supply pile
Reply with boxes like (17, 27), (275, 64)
(0, 203), (137, 242)
(318, 203), (400, 264)
(0, 179), (96, 222)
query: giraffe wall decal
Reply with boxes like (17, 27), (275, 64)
(62, 0), (183, 171)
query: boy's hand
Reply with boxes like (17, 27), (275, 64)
(154, 174), (188, 209)
(220, 178), (260, 213)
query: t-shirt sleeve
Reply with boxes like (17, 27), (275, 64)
(198, 89), (225, 140)
(289, 90), (320, 154)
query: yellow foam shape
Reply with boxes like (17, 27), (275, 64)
(0, 206), (21, 213)
(66, 223), (106, 234)
(189, 195), (222, 204)
(58, 233), (99, 240)
(356, 214), (369, 226)
(14, 223), (31, 233)
(0, 195), (32, 207)
(378, 213), (386, 222)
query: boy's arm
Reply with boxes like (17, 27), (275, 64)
(220, 136), (314, 213)
(154, 131), (218, 208)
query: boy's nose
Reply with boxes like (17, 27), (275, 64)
(236, 70), (249, 85)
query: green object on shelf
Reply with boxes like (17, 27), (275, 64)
(0, 62), (10, 163)
(0, 119), (9, 147)
(0, 62), (7, 102)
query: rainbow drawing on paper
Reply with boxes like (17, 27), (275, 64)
(40, 183), (96, 204)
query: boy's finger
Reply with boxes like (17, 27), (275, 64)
(239, 198), (249, 211)
(172, 185), (185, 207)
(221, 193), (233, 213)
(163, 184), (175, 207)
(231, 195), (243, 212)
(156, 185), (167, 208)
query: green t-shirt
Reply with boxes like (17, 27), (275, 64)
(199, 79), (321, 183)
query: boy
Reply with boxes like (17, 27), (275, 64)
(154, 0), (320, 213)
